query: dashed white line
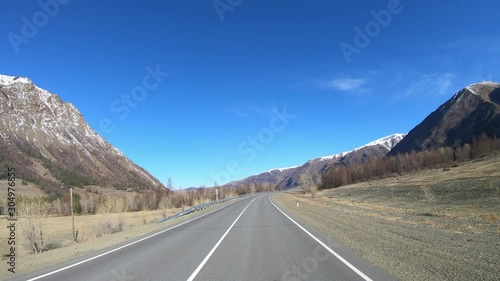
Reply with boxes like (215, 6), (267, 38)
(186, 196), (260, 281)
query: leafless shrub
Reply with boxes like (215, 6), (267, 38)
(126, 193), (139, 211)
(419, 185), (436, 215)
(141, 213), (149, 225)
(77, 230), (95, 242)
(96, 194), (127, 213)
(96, 218), (113, 237)
(96, 195), (113, 214)
(17, 196), (50, 254)
(158, 194), (173, 210)
(51, 198), (62, 215)
(300, 174), (319, 198)
(420, 185), (436, 202)
(96, 216), (125, 237)
(159, 209), (168, 219)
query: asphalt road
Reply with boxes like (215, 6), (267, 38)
(12, 194), (396, 281)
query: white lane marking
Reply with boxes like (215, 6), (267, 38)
(187, 196), (260, 281)
(26, 196), (254, 281)
(269, 195), (374, 281)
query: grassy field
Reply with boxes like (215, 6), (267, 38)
(274, 154), (500, 281)
(0, 208), (181, 256)
(313, 156), (499, 230)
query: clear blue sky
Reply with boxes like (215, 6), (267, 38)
(1, 0), (499, 188)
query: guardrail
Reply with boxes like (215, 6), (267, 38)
(156, 194), (249, 224)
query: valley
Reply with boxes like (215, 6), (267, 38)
(2, 2), (499, 280)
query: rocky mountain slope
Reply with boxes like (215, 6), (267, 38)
(0, 74), (164, 195)
(228, 134), (405, 189)
(227, 166), (299, 187)
(388, 81), (500, 156)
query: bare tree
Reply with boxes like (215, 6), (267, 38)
(300, 174), (317, 197)
(167, 177), (173, 190)
(18, 196), (50, 253)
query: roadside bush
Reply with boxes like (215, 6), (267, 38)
(17, 196), (50, 254)
(96, 216), (125, 237)
(300, 174), (320, 197)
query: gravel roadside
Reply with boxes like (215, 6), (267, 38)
(273, 189), (499, 281)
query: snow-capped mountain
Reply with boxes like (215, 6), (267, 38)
(388, 81), (500, 156)
(319, 134), (406, 162)
(227, 133), (406, 189)
(0, 74), (164, 194)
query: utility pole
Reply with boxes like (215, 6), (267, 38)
(62, 183), (76, 242)
(70, 187), (75, 241)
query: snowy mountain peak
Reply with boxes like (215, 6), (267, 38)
(389, 81), (500, 156)
(319, 151), (351, 161)
(0, 74), (164, 191)
(228, 133), (407, 189)
(319, 133), (406, 160)
(465, 81), (500, 98)
(0, 74), (32, 86)
(360, 133), (406, 151)
(267, 165), (299, 173)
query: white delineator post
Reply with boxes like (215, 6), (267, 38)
(296, 201), (299, 208)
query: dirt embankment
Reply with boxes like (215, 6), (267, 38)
(274, 155), (500, 281)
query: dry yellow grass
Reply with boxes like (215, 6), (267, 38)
(483, 213), (500, 222)
(0, 208), (182, 258)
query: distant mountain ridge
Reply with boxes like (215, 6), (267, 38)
(0, 74), (165, 194)
(4, 74), (496, 194)
(227, 133), (406, 189)
(388, 81), (500, 156)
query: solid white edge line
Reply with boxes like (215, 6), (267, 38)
(269, 195), (374, 281)
(186, 196), (260, 281)
(26, 196), (253, 281)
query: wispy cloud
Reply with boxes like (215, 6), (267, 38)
(318, 78), (367, 91)
(433, 73), (455, 94)
(411, 73), (455, 95)
(392, 72), (456, 102)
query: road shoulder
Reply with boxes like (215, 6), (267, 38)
(272, 189), (499, 281)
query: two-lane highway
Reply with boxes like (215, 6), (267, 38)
(12, 194), (396, 281)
